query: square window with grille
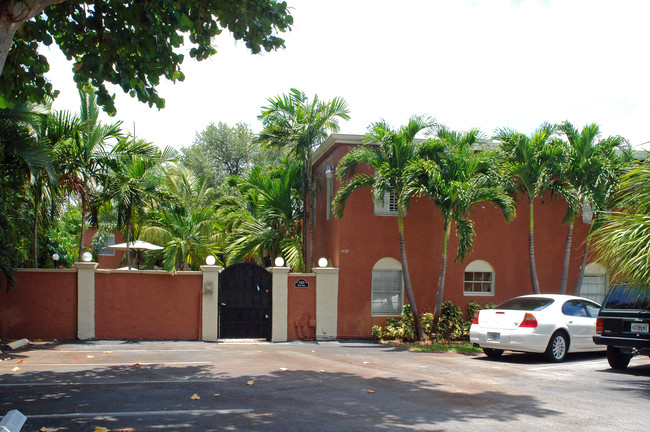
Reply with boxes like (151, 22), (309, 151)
(463, 271), (493, 294)
(99, 234), (116, 256)
(372, 269), (403, 315)
(374, 191), (398, 216)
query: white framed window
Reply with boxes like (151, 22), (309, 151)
(372, 257), (403, 315)
(374, 190), (398, 216)
(463, 260), (495, 296)
(580, 263), (608, 303)
(99, 234), (116, 256)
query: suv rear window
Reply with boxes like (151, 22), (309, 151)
(496, 297), (554, 311)
(602, 285), (650, 310)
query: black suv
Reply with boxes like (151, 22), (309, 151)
(593, 284), (650, 369)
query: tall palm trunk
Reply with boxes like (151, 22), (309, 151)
(573, 237), (590, 296)
(528, 201), (540, 294)
(397, 210), (425, 340)
(560, 222), (574, 294)
(434, 222), (451, 335)
(78, 193), (87, 261)
(32, 184), (41, 268)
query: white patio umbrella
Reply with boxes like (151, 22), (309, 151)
(108, 240), (163, 269)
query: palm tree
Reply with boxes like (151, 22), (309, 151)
(30, 104), (84, 267)
(409, 126), (515, 332)
(56, 90), (122, 261)
(334, 116), (435, 340)
(221, 159), (304, 270)
(102, 137), (176, 268)
(0, 102), (53, 288)
(144, 205), (223, 272)
(495, 123), (564, 294)
(258, 89), (350, 271)
(591, 160), (650, 286)
(555, 121), (628, 294)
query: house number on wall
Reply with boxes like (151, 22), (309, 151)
(340, 249), (350, 254)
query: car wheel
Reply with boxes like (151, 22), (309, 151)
(483, 348), (504, 359)
(606, 346), (632, 370)
(544, 331), (568, 362)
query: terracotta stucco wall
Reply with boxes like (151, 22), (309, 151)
(287, 274), (316, 340)
(0, 270), (77, 339)
(94, 271), (202, 340)
(313, 139), (593, 339)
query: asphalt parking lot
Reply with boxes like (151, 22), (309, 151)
(1, 340), (648, 431)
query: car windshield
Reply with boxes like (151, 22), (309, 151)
(603, 285), (650, 310)
(495, 297), (554, 311)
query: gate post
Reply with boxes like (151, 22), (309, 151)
(201, 265), (221, 341)
(314, 267), (339, 341)
(270, 266), (289, 342)
(76, 261), (98, 340)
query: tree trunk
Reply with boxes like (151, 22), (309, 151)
(0, 0), (66, 75)
(32, 184), (41, 268)
(528, 201), (540, 294)
(573, 238), (590, 296)
(78, 194), (86, 261)
(434, 222), (451, 337)
(397, 210), (426, 340)
(560, 222), (574, 294)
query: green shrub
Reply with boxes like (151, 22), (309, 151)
(371, 325), (383, 341)
(437, 301), (464, 342)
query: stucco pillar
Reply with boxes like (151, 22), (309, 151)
(314, 267), (339, 341)
(76, 261), (98, 340)
(270, 266), (289, 342)
(200, 265), (221, 341)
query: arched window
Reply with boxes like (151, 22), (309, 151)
(372, 258), (403, 315)
(580, 263), (608, 303)
(463, 260), (495, 296)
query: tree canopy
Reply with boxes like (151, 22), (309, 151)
(0, 0), (293, 112)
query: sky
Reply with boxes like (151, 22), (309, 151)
(44, 0), (650, 151)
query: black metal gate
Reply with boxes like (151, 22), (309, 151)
(218, 262), (272, 339)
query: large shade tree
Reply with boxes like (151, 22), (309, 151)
(409, 126), (515, 331)
(495, 124), (564, 294)
(0, 1), (293, 112)
(334, 116), (435, 340)
(555, 121), (628, 294)
(258, 88), (350, 271)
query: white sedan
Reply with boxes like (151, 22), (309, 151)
(469, 294), (605, 362)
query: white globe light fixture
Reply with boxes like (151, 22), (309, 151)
(82, 251), (93, 262)
(52, 253), (59, 261)
(205, 255), (216, 266)
(274, 257), (285, 267)
(318, 257), (328, 268)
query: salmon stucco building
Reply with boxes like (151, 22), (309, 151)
(310, 134), (608, 339)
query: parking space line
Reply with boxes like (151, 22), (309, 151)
(0, 378), (212, 387)
(528, 359), (607, 371)
(28, 409), (254, 419)
(1, 361), (212, 367)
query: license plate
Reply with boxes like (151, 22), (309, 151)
(487, 332), (500, 342)
(631, 323), (649, 333)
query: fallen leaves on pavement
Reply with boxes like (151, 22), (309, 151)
(190, 393), (200, 400)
